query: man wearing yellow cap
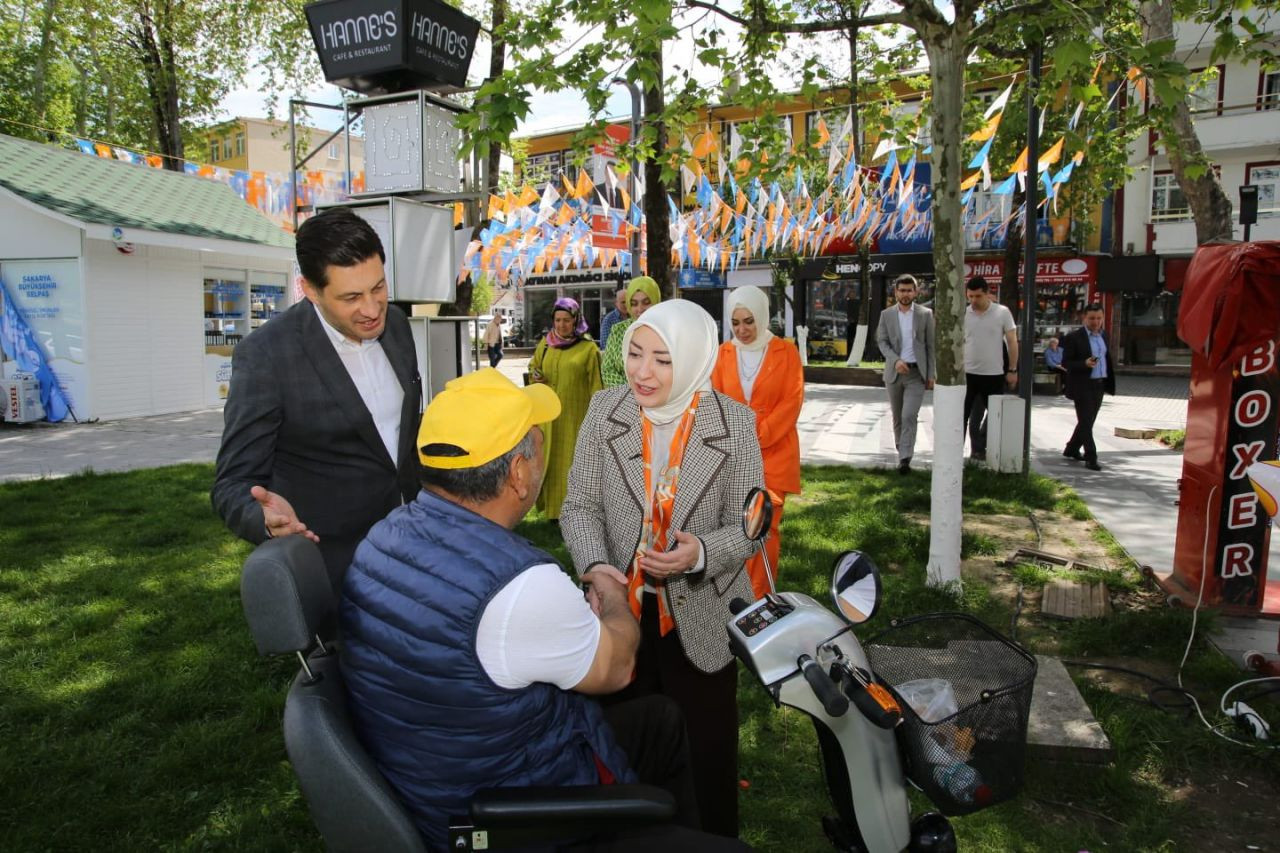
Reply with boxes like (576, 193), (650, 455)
(337, 369), (750, 852)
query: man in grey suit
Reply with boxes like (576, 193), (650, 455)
(212, 208), (422, 591)
(875, 274), (936, 474)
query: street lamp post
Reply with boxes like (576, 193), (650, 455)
(1019, 40), (1043, 471)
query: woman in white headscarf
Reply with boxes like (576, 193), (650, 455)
(561, 300), (764, 840)
(711, 286), (804, 599)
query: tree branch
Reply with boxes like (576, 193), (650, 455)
(683, 0), (909, 33)
(970, 1), (1060, 42)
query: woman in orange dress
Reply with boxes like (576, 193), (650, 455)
(711, 285), (804, 598)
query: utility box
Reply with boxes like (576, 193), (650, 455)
(407, 315), (481, 401)
(319, 197), (456, 303)
(985, 394), (1025, 473)
(3, 373), (45, 423)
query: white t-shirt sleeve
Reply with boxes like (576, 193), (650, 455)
(1000, 304), (1016, 333)
(476, 563), (602, 690)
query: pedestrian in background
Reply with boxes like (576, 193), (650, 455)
(962, 276), (1018, 461)
(528, 297), (602, 518)
(483, 315), (504, 368)
(1061, 304), (1115, 471)
(601, 275), (661, 387)
(599, 284), (628, 351)
(875, 274), (936, 474)
(711, 285), (803, 598)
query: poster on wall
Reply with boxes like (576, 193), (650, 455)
(0, 260), (88, 419)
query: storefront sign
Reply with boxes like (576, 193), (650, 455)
(801, 253), (934, 281)
(0, 260), (87, 417)
(523, 270), (617, 288)
(963, 256), (1098, 287)
(305, 0), (481, 92)
(1217, 339), (1279, 606)
(677, 269), (724, 288)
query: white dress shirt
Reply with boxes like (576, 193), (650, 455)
(897, 306), (916, 364)
(313, 304), (404, 463)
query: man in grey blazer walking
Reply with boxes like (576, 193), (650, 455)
(212, 208), (422, 592)
(875, 275), (936, 474)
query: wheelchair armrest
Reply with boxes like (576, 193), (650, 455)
(469, 784), (676, 826)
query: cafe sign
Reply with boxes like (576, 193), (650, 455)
(306, 0), (482, 93)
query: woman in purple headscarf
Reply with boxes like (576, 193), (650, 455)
(528, 297), (603, 518)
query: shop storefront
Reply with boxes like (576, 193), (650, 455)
(963, 255), (1099, 348)
(520, 269), (625, 345)
(794, 253), (935, 359)
(0, 134), (295, 420)
(1098, 255), (1192, 368)
(676, 266), (794, 342)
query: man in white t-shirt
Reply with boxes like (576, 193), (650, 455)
(962, 277), (1019, 459)
(339, 369), (749, 852)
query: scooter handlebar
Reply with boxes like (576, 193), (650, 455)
(799, 655), (849, 717)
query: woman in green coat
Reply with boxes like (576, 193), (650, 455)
(600, 275), (662, 387)
(529, 297), (602, 519)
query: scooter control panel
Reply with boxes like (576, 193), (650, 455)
(728, 593), (849, 689)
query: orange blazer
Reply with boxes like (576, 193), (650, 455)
(711, 336), (804, 495)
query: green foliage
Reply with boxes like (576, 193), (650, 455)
(0, 0), (319, 159)
(471, 273), (496, 315)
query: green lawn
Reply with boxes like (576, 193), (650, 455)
(1, 464), (1275, 851)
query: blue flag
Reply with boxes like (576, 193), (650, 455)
(0, 278), (72, 422)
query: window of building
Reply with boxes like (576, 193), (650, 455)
(523, 151), (565, 189)
(235, 133), (245, 157)
(210, 140), (219, 163)
(805, 108), (847, 165)
(1186, 66), (1222, 115)
(893, 99), (932, 149)
(222, 138), (232, 160)
(328, 142), (340, 160)
(1260, 70), (1280, 110)
(1151, 172), (1191, 221)
(1247, 163), (1280, 217)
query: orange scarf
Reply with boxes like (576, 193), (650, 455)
(629, 393), (700, 636)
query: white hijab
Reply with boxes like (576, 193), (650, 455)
(726, 286), (775, 353)
(622, 300), (718, 425)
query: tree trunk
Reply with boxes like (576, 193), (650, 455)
(32, 0), (58, 127)
(642, 51), (672, 298)
(923, 24), (968, 589)
(1141, 0), (1234, 243)
(484, 0), (507, 193)
(1000, 185), (1025, 308)
(134, 2), (184, 170)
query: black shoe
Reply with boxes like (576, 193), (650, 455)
(1063, 448), (1083, 461)
(1085, 460), (1102, 471)
(898, 459), (911, 475)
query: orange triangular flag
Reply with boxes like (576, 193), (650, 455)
(968, 113), (1002, 143)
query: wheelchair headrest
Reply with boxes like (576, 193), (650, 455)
(240, 536), (335, 657)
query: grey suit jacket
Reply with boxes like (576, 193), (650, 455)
(876, 302), (936, 385)
(211, 300), (422, 584)
(560, 386), (764, 673)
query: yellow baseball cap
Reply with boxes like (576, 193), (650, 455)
(417, 368), (561, 469)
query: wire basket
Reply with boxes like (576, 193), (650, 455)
(865, 613), (1037, 816)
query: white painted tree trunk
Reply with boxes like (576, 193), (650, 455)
(927, 384), (965, 586)
(845, 324), (868, 366)
(797, 325), (809, 366)
(922, 27), (968, 588)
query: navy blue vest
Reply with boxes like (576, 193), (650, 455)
(339, 489), (635, 850)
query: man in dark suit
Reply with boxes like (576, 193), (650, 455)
(212, 208), (421, 590)
(1061, 303), (1116, 472)
(875, 274), (936, 474)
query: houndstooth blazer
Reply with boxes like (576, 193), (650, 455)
(560, 385), (765, 673)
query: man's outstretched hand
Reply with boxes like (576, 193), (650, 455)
(251, 485), (320, 543)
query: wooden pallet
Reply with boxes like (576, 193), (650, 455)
(1042, 579), (1112, 620)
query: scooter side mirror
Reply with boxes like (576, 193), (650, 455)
(741, 487), (773, 542)
(830, 551), (882, 625)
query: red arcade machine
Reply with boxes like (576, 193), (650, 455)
(1168, 242), (1280, 671)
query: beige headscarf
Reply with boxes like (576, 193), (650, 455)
(726, 286), (775, 353)
(621, 300), (718, 425)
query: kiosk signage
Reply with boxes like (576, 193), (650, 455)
(305, 0), (481, 92)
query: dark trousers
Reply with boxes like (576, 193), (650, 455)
(487, 344), (503, 368)
(1066, 379), (1106, 462)
(963, 373), (1006, 455)
(602, 593), (741, 839)
(569, 696), (750, 851)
